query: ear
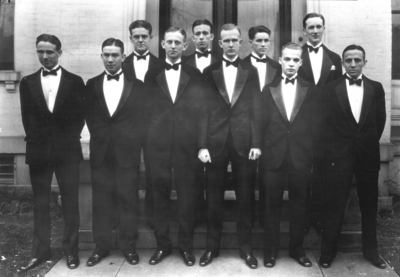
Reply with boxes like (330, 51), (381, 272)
(238, 39), (242, 46)
(150, 35), (153, 40)
(183, 42), (188, 51)
(248, 40), (253, 45)
(218, 40), (223, 49)
(161, 40), (166, 50)
(210, 33), (214, 41)
(341, 59), (344, 68)
(57, 50), (63, 57)
(298, 58), (303, 67)
(363, 60), (368, 67)
(121, 54), (126, 62)
(279, 57), (282, 65)
(192, 35), (196, 43)
(302, 28), (306, 36)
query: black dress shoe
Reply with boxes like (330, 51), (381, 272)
(363, 254), (386, 269)
(180, 251), (195, 266)
(20, 257), (48, 271)
(240, 252), (258, 269)
(87, 250), (110, 267)
(264, 255), (276, 268)
(125, 252), (139, 265)
(289, 253), (312, 267)
(319, 255), (333, 268)
(199, 251), (218, 267)
(149, 250), (171, 265)
(66, 255), (80, 269)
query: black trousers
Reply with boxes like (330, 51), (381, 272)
(29, 151), (80, 259)
(321, 168), (379, 257)
(91, 142), (139, 254)
(262, 149), (311, 257)
(205, 134), (257, 254)
(151, 156), (197, 252)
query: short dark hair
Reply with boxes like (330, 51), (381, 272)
(248, 25), (271, 40)
(164, 26), (187, 41)
(102, 38), (124, 54)
(192, 19), (213, 33)
(342, 44), (366, 60)
(220, 23), (241, 39)
(36, 34), (62, 51)
(129, 20), (153, 36)
(280, 42), (303, 56)
(303, 13), (325, 29)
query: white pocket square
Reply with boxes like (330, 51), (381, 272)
(330, 65), (336, 70)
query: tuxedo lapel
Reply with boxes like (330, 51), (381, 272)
(52, 69), (72, 114)
(301, 51), (314, 83)
(335, 79), (357, 125)
(175, 70), (190, 103)
(270, 82), (289, 123)
(290, 81), (308, 123)
(211, 54), (218, 65)
(124, 54), (136, 79)
(358, 77), (374, 130)
(265, 61), (277, 86)
(94, 75), (111, 118)
(27, 71), (51, 114)
(212, 65), (230, 105)
(186, 55), (196, 68)
(231, 64), (248, 107)
(156, 71), (173, 103)
(317, 49), (333, 87)
(113, 77), (133, 117)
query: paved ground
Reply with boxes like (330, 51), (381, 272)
(45, 249), (399, 277)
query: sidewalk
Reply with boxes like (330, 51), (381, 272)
(45, 249), (399, 277)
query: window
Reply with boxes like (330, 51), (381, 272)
(0, 155), (15, 184)
(0, 0), (15, 70)
(393, 0), (400, 79)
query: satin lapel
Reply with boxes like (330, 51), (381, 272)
(212, 65), (230, 105)
(317, 50), (333, 87)
(211, 54), (218, 65)
(123, 54), (136, 79)
(358, 78), (374, 130)
(301, 51), (314, 83)
(156, 71), (173, 103)
(187, 55), (196, 68)
(265, 61), (277, 86)
(175, 70), (190, 103)
(231, 64), (248, 107)
(52, 70), (72, 114)
(27, 71), (50, 114)
(113, 77), (133, 117)
(270, 82), (289, 123)
(335, 79), (357, 125)
(290, 82), (308, 123)
(94, 76), (111, 118)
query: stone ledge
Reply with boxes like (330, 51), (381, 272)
(0, 70), (20, 93)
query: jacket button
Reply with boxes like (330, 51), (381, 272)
(331, 163), (334, 166)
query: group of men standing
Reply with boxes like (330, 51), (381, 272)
(19, 12), (386, 272)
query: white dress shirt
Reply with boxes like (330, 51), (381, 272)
(307, 41), (323, 85)
(103, 69), (124, 116)
(223, 55), (238, 102)
(346, 73), (364, 123)
(133, 50), (150, 82)
(251, 53), (267, 91)
(41, 64), (62, 113)
(165, 59), (181, 103)
(195, 49), (211, 73)
(281, 74), (297, 120)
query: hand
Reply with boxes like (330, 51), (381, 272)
(198, 149), (211, 163)
(249, 148), (261, 160)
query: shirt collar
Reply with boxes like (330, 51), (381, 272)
(43, 64), (60, 72)
(306, 41), (323, 48)
(105, 69), (123, 76)
(133, 50), (149, 56)
(251, 52), (266, 59)
(223, 55), (238, 62)
(346, 73), (363, 80)
(165, 58), (182, 65)
(196, 49), (211, 54)
(282, 73), (298, 80)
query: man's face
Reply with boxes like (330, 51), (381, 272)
(342, 49), (367, 79)
(279, 48), (303, 78)
(130, 27), (152, 55)
(192, 24), (214, 52)
(250, 32), (270, 58)
(161, 31), (187, 63)
(219, 28), (242, 59)
(36, 41), (62, 70)
(101, 45), (126, 75)
(303, 17), (325, 46)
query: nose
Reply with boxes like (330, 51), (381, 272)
(138, 36), (143, 42)
(107, 56), (113, 63)
(43, 52), (48, 59)
(261, 40), (266, 46)
(229, 40), (234, 47)
(350, 60), (356, 67)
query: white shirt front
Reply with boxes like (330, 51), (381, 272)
(103, 69), (124, 116)
(307, 41), (323, 85)
(165, 59), (181, 103)
(223, 55), (238, 102)
(251, 53), (267, 91)
(41, 64), (62, 113)
(281, 74), (297, 120)
(195, 49), (211, 73)
(133, 50), (150, 82)
(346, 73), (364, 123)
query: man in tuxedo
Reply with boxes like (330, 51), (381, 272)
(145, 27), (206, 266)
(19, 34), (84, 270)
(260, 42), (319, 268)
(122, 20), (164, 228)
(298, 13), (343, 234)
(198, 23), (261, 269)
(84, 38), (146, 267)
(319, 45), (386, 269)
(184, 19), (219, 72)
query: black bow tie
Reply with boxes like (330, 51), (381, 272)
(106, 72), (122, 81)
(252, 55), (267, 63)
(223, 58), (239, 67)
(346, 76), (362, 86)
(196, 51), (210, 58)
(134, 53), (149, 60)
(308, 45), (320, 53)
(42, 67), (60, 77)
(165, 62), (181, 71)
(283, 77), (296, 85)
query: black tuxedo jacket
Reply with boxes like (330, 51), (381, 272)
(19, 67), (85, 165)
(122, 52), (164, 82)
(199, 60), (262, 158)
(84, 73), (146, 167)
(298, 44), (342, 89)
(183, 52), (219, 72)
(260, 76), (319, 171)
(241, 54), (281, 89)
(321, 75), (386, 171)
(145, 63), (206, 162)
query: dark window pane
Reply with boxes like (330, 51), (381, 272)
(0, 0), (15, 70)
(393, 13), (400, 79)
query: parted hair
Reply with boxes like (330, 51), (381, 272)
(220, 23), (241, 38)
(164, 26), (187, 41)
(248, 25), (271, 40)
(342, 44), (366, 60)
(129, 20), (153, 35)
(280, 42), (303, 56)
(101, 38), (124, 54)
(36, 34), (62, 51)
(192, 19), (213, 33)
(302, 13), (325, 28)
